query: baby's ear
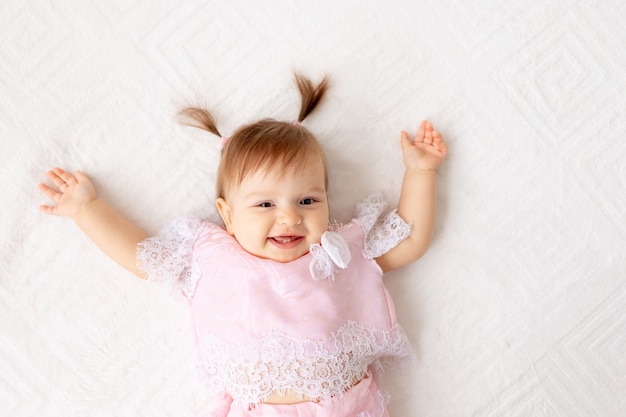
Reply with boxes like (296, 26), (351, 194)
(216, 198), (234, 235)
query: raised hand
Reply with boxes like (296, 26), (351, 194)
(400, 120), (448, 171)
(39, 168), (97, 217)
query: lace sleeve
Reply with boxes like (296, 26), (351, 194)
(354, 192), (413, 259)
(137, 217), (203, 298)
(354, 191), (389, 232)
(363, 209), (413, 259)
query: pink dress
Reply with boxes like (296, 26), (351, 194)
(138, 192), (415, 417)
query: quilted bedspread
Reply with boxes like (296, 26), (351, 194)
(1, 1), (624, 416)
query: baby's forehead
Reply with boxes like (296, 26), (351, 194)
(226, 157), (327, 196)
(267, 155), (324, 173)
(254, 159), (325, 184)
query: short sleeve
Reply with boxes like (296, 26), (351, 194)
(354, 192), (413, 259)
(137, 217), (204, 298)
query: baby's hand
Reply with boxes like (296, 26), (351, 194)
(400, 120), (448, 171)
(39, 168), (97, 217)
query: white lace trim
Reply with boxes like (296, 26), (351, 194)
(137, 217), (203, 298)
(196, 321), (413, 405)
(355, 192), (413, 259)
(354, 191), (389, 232)
(363, 209), (413, 259)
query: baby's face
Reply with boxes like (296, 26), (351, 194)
(216, 158), (329, 263)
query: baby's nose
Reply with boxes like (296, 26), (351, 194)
(278, 207), (302, 226)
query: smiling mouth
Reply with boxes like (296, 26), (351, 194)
(269, 236), (304, 248)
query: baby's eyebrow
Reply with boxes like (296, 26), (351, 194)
(244, 187), (326, 200)
(243, 192), (271, 200)
(303, 186), (327, 195)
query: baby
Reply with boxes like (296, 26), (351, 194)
(39, 73), (447, 417)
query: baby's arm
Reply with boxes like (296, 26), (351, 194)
(375, 120), (448, 272)
(39, 168), (148, 278)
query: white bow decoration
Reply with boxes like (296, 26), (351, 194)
(309, 231), (352, 281)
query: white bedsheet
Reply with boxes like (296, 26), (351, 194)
(1, 1), (624, 416)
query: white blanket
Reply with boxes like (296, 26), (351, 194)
(1, 1), (624, 416)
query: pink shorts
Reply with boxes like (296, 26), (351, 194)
(211, 374), (389, 417)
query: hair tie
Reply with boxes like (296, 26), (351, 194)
(293, 121), (302, 127)
(220, 136), (229, 147)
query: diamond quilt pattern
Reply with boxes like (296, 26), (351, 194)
(1, 1), (624, 416)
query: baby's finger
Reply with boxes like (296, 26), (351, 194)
(423, 122), (433, 145)
(38, 182), (61, 214)
(432, 130), (443, 147)
(434, 139), (448, 157)
(400, 131), (412, 151)
(75, 170), (90, 184)
(46, 170), (65, 190)
(54, 168), (77, 186)
(440, 141), (448, 155)
(39, 204), (57, 214)
(39, 183), (61, 203)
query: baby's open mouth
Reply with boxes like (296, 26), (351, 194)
(269, 236), (304, 247)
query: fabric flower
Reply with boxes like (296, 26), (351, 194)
(309, 231), (352, 281)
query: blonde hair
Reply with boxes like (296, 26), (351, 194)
(179, 73), (329, 199)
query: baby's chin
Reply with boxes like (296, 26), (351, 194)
(266, 248), (311, 263)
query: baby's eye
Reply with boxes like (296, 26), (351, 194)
(300, 198), (315, 205)
(258, 202), (273, 208)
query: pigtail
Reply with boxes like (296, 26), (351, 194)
(294, 73), (329, 122)
(178, 107), (222, 137)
